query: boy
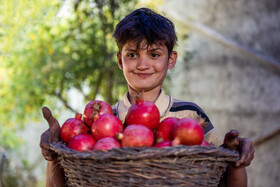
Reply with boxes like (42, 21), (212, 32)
(40, 8), (254, 186)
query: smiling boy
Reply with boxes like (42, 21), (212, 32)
(113, 8), (221, 145)
(40, 8), (254, 187)
(111, 8), (254, 187)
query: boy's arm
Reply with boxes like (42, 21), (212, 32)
(46, 160), (65, 187)
(219, 166), (247, 187)
(40, 107), (66, 187)
(221, 129), (255, 187)
(226, 166), (247, 187)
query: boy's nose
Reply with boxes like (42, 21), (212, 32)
(136, 57), (149, 70)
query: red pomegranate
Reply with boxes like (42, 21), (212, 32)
(60, 113), (90, 143)
(93, 137), (121, 151)
(125, 97), (160, 130)
(91, 113), (123, 140)
(154, 140), (172, 148)
(67, 134), (96, 151)
(172, 118), (204, 146)
(155, 117), (179, 143)
(83, 100), (113, 128)
(117, 124), (154, 147)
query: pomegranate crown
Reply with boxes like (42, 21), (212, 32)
(132, 91), (144, 105)
(90, 101), (102, 119)
(92, 101), (102, 111)
(75, 113), (82, 120)
(196, 114), (208, 127)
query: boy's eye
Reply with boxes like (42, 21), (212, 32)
(127, 53), (137, 58)
(151, 53), (160, 58)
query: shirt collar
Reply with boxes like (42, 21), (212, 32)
(118, 89), (172, 121)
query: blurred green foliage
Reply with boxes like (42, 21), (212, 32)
(0, 1), (179, 186)
(0, 0), (138, 149)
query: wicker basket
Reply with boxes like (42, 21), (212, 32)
(51, 142), (239, 187)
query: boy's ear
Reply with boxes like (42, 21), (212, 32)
(117, 52), (123, 70)
(168, 51), (177, 69)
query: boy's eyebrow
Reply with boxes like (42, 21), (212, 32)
(148, 47), (164, 52)
(124, 49), (137, 52)
(124, 47), (164, 52)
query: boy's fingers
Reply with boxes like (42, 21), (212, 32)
(40, 107), (60, 161)
(225, 129), (239, 142)
(42, 106), (59, 128)
(40, 129), (52, 150)
(40, 129), (57, 161)
(42, 106), (60, 142)
(236, 152), (247, 167)
(244, 150), (255, 165)
(223, 129), (240, 150)
(41, 149), (56, 161)
(235, 138), (255, 167)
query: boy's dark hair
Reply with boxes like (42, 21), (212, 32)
(113, 8), (177, 55)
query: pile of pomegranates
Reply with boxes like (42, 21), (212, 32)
(60, 98), (211, 152)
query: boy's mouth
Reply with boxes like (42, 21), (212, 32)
(135, 73), (153, 78)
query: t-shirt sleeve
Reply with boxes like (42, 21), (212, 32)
(169, 101), (215, 135)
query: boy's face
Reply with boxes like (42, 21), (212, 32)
(117, 40), (177, 93)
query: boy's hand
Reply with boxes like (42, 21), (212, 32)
(39, 106), (60, 161)
(223, 129), (255, 168)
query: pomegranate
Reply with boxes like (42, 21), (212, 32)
(125, 97), (160, 130)
(67, 134), (96, 151)
(91, 113), (123, 140)
(155, 117), (179, 143)
(93, 137), (121, 151)
(83, 100), (113, 128)
(117, 124), (154, 147)
(154, 140), (172, 148)
(60, 113), (90, 143)
(172, 118), (204, 146)
(201, 140), (211, 146)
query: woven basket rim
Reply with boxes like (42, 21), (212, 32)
(50, 142), (239, 162)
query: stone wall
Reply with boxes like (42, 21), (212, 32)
(160, 0), (280, 186)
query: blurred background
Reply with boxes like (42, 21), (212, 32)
(0, 0), (279, 186)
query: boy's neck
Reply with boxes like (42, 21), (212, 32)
(127, 86), (162, 104)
